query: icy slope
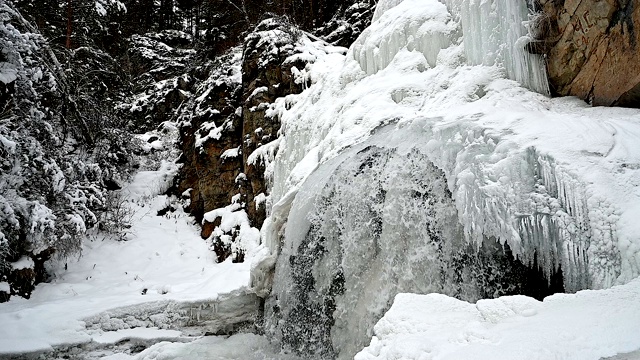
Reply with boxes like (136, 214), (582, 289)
(0, 159), (254, 356)
(356, 278), (640, 360)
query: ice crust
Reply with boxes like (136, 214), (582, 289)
(251, 0), (640, 358)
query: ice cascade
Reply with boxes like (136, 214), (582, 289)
(248, 0), (638, 359)
(357, 0), (550, 94)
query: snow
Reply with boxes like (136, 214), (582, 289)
(123, 161), (179, 201)
(91, 328), (182, 345)
(0, 282), (9, 293)
(254, 193), (267, 210)
(356, 278), (640, 360)
(194, 121), (224, 148)
(0, 165), (253, 355)
(249, 86), (268, 99)
(131, 333), (301, 360)
(11, 256), (34, 270)
(202, 202), (261, 258)
(0, 62), (18, 84)
(3, 0), (640, 358)
(221, 147), (241, 160)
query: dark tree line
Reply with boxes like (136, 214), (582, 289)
(13, 0), (365, 56)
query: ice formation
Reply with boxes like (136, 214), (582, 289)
(361, 0), (550, 93)
(451, 0), (549, 94)
(250, 0), (640, 358)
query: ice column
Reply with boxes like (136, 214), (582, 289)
(443, 0), (550, 94)
(370, 0), (550, 94)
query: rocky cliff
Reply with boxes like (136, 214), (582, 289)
(175, 19), (318, 262)
(534, 0), (640, 107)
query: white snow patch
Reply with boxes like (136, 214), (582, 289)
(123, 161), (179, 201)
(203, 203), (260, 258)
(0, 62), (17, 84)
(221, 147), (241, 160)
(92, 328), (182, 345)
(249, 86), (268, 99)
(133, 333), (302, 359)
(356, 278), (640, 360)
(254, 193), (267, 210)
(0, 175), (251, 355)
(11, 257), (34, 270)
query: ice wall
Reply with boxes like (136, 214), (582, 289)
(353, 0), (458, 75)
(263, 125), (565, 359)
(363, 0), (550, 94)
(249, 0), (640, 358)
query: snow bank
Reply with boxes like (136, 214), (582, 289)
(356, 278), (640, 360)
(11, 256), (35, 270)
(203, 202), (261, 258)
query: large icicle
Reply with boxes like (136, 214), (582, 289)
(445, 0), (550, 94)
(369, 0), (550, 94)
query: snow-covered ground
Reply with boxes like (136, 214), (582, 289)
(0, 157), (258, 357)
(356, 278), (640, 360)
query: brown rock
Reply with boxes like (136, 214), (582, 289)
(538, 0), (640, 107)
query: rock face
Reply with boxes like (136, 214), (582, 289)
(316, 0), (376, 47)
(536, 0), (640, 107)
(176, 19), (312, 262)
(241, 20), (308, 230)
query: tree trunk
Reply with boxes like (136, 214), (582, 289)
(65, 0), (73, 49)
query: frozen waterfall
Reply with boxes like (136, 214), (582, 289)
(248, 0), (640, 359)
(357, 0), (550, 94)
(262, 124), (565, 359)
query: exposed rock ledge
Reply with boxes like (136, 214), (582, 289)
(534, 0), (640, 107)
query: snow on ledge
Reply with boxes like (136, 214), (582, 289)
(356, 279), (640, 360)
(91, 327), (182, 345)
(11, 256), (34, 270)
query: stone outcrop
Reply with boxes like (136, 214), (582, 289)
(240, 20), (309, 229)
(534, 0), (640, 107)
(176, 19), (312, 262)
(177, 57), (243, 232)
(316, 0), (376, 47)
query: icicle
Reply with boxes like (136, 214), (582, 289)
(445, 0), (550, 94)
